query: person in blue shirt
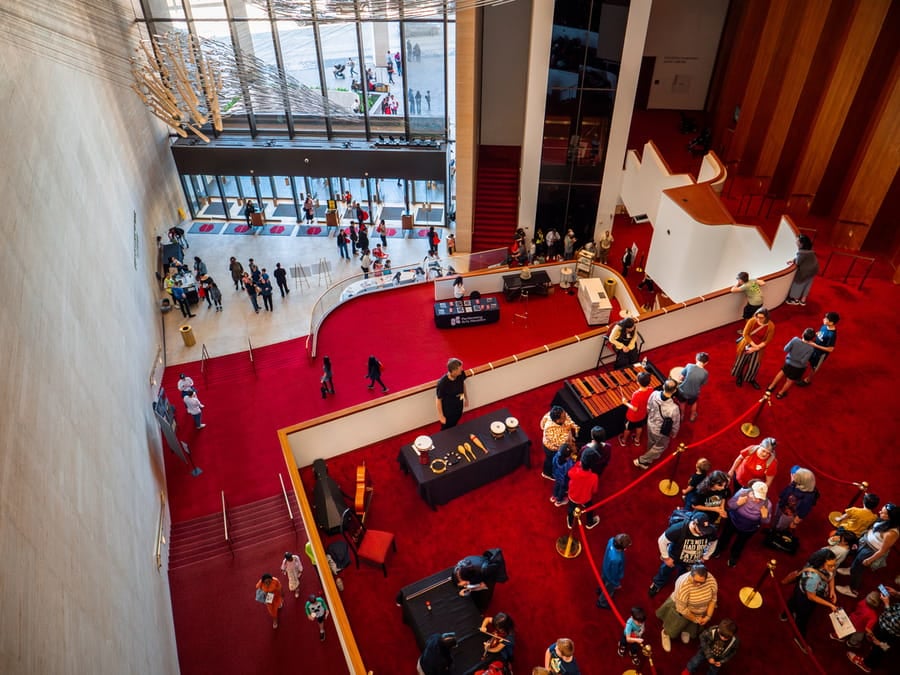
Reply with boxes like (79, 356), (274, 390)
(545, 637), (580, 674)
(597, 533), (633, 609)
(798, 312), (839, 387)
(766, 328), (817, 399)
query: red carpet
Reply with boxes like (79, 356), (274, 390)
(165, 268), (900, 675)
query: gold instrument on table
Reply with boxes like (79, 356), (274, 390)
(459, 443), (476, 462)
(469, 434), (488, 454)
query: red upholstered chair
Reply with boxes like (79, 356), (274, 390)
(340, 508), (396, 577)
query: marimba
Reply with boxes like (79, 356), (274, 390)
(567, 365), (663, 417)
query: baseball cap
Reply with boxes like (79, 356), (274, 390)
(691, 512), (715, 536)
(751, 482), (768, 499)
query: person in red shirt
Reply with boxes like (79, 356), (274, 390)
(566, 450), (601, 530)
(832, 591), (881, 648)
(726, 438), (778, 490)
(620, 371), (652, 447)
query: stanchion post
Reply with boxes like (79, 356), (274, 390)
(556, 506), (583, 558)
(659, 443), (687, 496)
(739, 559), (776, 609)
(741, 392), (771, 438)
(829, 481), (868, 526)
(622, 644), (653, 675)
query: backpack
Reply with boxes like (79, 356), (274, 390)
(669, 508), (694, 526)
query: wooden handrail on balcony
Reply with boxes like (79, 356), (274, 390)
(278, 473), (295, 526)
(156, 491), (166, 572)
(822, 250), (875, 291)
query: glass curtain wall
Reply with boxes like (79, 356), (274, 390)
(138, 0), (453, 142)
(536, 0), (628, 243)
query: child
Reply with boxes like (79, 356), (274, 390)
(798, 311), (839, 387)
(676, 352), (710, 422)
(618, 607), (645, 666)
(826, 527), (857, 566)
(832, 493), (880, 537)
(830, 591), (881, 648)
(581, 426), (612, 478)
(620, 372), (652, 447)
(551, 440), (577, 507)
(544, 637), (579, 674)
(597, 533), (633, 609)
(682, 458), (712, 498)
(685, 619), (740, 674)
(766, 328), (817, 399)
(305, 594), (330, 642)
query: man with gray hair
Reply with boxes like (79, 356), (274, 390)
(634, 378), (681, 470)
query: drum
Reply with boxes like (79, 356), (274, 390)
(505, 416), (519, 433)
(490, 421), (506, 439)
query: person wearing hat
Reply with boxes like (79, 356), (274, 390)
(656, 564), (718, 652)
(418, 632), (458, 675)
(716, 480), (772, 567)
(177, 372), (195, 398)
(649, 512), (718, 597)
(726, 438), (778, 490)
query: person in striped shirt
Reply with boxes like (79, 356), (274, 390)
(655, 564), (718, 652)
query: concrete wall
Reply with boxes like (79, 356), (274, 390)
(0, 3), (184, 673)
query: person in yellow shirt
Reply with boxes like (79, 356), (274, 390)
(832, 493), (880, 536)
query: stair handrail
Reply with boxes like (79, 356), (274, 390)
(278, 473), (295, 523)
(821, 250), (875, 291)
(248, 337), (256, 375)
(200, 343), (211, 383)
(221, 490), (234, 557)
(156, 491), (166, 572)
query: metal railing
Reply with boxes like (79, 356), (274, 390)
(821, 250), (875, 290)
(247, 337), (256, 376)
(155, 492), (166, 572)
(221, 490), (234, 557)
(306, 246), (509, 357)
(278, 473), (296, 528)
(200, 343), (211, 384)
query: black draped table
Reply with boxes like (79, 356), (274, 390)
(398, 408), (531, 509)
(502, 270), (551, 301)
(399, 568), (486, 674)
(434, 297), (500, 328)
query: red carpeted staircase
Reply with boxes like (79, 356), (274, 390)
(168, 492), (302, 571)
(471, 145), (521, 251)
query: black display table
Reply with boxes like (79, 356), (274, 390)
(551, 362), (665, 443)
(399, 567), (486, 674)
(398, 408), (531, 509)
(434, 297), (500, 328)
(502, 270), (551, 301)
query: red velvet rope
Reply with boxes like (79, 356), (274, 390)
(770, 574), (829, 674)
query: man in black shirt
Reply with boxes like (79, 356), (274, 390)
(418, 632), (457, 675)
(649, 512), (718, 596)
(436, 358), (467, 429)
(273, 262), (289, 297)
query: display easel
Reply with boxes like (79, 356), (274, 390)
(316, 258), (333, 286)
(512, 290), (529, 327)
(291, 264), (311, 292)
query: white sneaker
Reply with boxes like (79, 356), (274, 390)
(680, 632), (691, 644)
(197, 424), (206, 429)
(633, 459), (648, 470)
(660, 629), (671, 652)
(836, 585), (858, 598)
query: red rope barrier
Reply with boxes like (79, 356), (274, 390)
(766, 403), (860, 487)
(687, 400), (762, 448)
(770, 577), (828, 674)
(575, 518), (627, 628)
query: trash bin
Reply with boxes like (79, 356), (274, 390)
(179, 325), (196, 347)
(604, 278), (617, 298)
(160, 298), (172, 313)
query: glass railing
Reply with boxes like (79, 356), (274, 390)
(307, 246), (508, 356)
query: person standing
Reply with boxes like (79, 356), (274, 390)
(726, 438), (778, 490)
(838, 503), (900, 599)
(207, 280), (222, 311)
(544, 637), (580, 674)
(730, 272), (766, 320)
(618, 607), (646, 667)
(782, 548), (837, 644)
(597, 533), (633, 609)
(798, 312), (839, 387)
(786, 234), (819, 305)
(676, 352), (710, 422)
(304, 593), (329, 641)
(435, 358), (467, 429)
(598, 230), (614, 264)
(256, 573), (284, 629)
(566, 450), (600, 530)
(360, 249), (371, 279)
(183, 390), (205, 429)
(321, 356), (335, 398)
(648, 512), (718, 596)
(716, 481), (771, 567)
(428, 226), (440, 255)
(273, 262), (289, 297)
(620, 371), (652, 447)
(539, 405), (579, 480)
(177, 373), (195, 398)
(683, 619), (740, 675)
(366, 355), (388, 393)
(564, 230), (577, 260)
(656, 564), (718, 652)
(415, 90), (423, 115)
(766, 328), (817, 399)
(609, 317), (640, 368)
(198, 275), (214, 309)
(622, 247), (633, 277)
(281, 551), (303, 599)
(337, 229), (350, 259)
(243, 273), (260, 313)
(731, 307), (775, 389)
(357, 222), (369, 252)
(248, 258), (261, 284)
(634, 378), (681, 470)
(376, 218), (388, 248)
(418, 632), (457, 675)
(847, 584), (900, 672)
(228, 256), (244, 290)
(348, 222), (359, 255)
(258, 272), (274, 312)
(425, 90), (431, 111)
(171, 282), (195, 318)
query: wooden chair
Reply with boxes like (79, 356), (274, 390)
(340, 508), (396, 577)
